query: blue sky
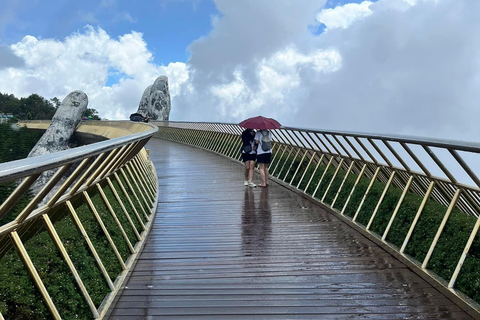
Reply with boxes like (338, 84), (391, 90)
(2, 0), (372, 64)
(2, 0), (218, 64)
(1, 0), (480, 144)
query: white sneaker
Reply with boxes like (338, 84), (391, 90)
(248, 182), (257, 187)
(244, 181), (249, 186)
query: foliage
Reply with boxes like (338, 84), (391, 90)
(0, 92), (102, 120)
(0, 122), (44, 225)
(0, 177), (146, 319)
(269, 151), (480, 304)
(0, 121), (44, 163)
(0, 93), (56, 120)
(83, 108), (101, 120)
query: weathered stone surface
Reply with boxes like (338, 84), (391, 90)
(137, 85), (152, 117)
(28, 90), (88, 192)
(136, 76), (171, 121)
(28, 90), (88, 157)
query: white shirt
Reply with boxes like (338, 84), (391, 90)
(254, 130), (272, 155)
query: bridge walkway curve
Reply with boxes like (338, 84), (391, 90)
(107, 138), (473, 319)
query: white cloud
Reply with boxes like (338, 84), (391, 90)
(2, 0), (480, 143)
(172, 0), (330, 121)
(79, 1), (137, 25)
(301, 0), (480, 138)
(1, 26), (189, 120)
(113, 12), (137, 23)
(100, 0), (116, 8)
(316, 1), (374, 30)
(170, 0), (480, 141)
(207, 46), (341, 120)
(80, 11), (98, 24)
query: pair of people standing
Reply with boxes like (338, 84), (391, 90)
(241, 128), (273, 188)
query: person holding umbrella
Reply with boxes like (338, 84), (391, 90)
(254, 129), (273, 187)
(241, 128), (257, 187)
(239, 116), (281, 188)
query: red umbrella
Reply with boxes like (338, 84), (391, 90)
(239, 116), (282, 130)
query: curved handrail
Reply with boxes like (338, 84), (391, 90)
(154, 120), (480, 318)
(0, 120), (159, 320)
(158, 120), (480, 152)
(0, 121), (158, 183)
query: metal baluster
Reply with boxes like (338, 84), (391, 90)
(10, 231), (62, 320)
(382, 175), (414, 241)
(422, 189), (461, 269)
(341, 164), (367, 215)
(400, 181), (436, 253)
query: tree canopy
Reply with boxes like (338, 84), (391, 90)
(0, 93), (102, 120)
(0, 93), (57, 120)
(83, 108), (101, 120)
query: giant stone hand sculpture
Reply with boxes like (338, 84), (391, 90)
(137, 76), (171, 121)
(28, 90), (88, 157)
(28, 90), (88, 190)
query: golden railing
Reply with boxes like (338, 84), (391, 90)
(154, 120), (480, 317)
(0, 121), (158, 320)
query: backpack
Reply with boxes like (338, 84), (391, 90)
(243, 144), (252, 153)
(261, 131), (272, 151)
(129, 113), (145, 122)
(241, 130), (254, 153)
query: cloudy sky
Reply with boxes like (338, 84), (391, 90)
(1, 0), (479, 141)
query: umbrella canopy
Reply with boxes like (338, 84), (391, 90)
(239, 116), (282, 130)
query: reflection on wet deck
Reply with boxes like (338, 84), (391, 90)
(108, 139), (473, 319)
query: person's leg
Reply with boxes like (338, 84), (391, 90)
(243, 158), (249, 185)
(265, 162), (269, 185)
(247, 160), (255, 182)
(259, 163), (267, 186)
(247, 160), (257, 187)
(244, 161), (249, 181)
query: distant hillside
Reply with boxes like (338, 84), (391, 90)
(0, 122), (44, 163)
(0, 92), (100, 120)
(0, 93), (57, 120)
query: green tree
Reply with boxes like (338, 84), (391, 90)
(50, 97), (61, 109)
(0, 93), (56, 120)
(83, 108), (101, 120)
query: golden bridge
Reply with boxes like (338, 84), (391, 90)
(1, 120), (479, 319)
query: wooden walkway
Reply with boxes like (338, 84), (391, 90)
(107, 139), (473, 320)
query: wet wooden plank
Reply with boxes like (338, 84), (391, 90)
(109, 314), (472, 320)
(107, 139), (474, 319)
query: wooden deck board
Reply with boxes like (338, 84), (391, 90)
(107, 139), (473, 319)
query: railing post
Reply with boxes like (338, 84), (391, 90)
(96, 184), (136, 254)
(352, 166), (381, 222)
(43, 213), (100, 318)
(341, 164), (367, 215)
(382, 175), (414, 241)
(400, 181), (435, 253)
(83, 191), (127, 269)
(66, 201), (115, 290)
(321, 158), (345, 203)
(304, 154), (325, 193)
(449, 207), (480, 288)
(10, 231), (62, 320)
(106, 178), (142, 241)
(331, 161), (355, 208)
(312, 156), (334, 199)
(366, 171), (396, 230)
(296, 151), (317, 189)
